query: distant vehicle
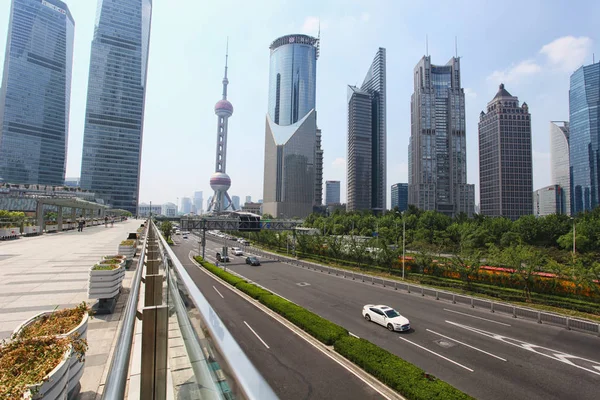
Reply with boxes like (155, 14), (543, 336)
(182, 234), (188, 239)
(175, 230), (181, 235)
(245, 256), (260, 266)
(240, 239), (250, 245)
(231, 247), (243, 256)
(362, 305), (410, 332)
(216, 252), (229, 262)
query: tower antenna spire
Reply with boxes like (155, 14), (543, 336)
(426, 34), (429, 56)
(455, 36), (458, 58)
(222, 37), (229, 100)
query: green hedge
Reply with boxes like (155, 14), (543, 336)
(334, 336), (474, 400)
(195, 256), (472, 399)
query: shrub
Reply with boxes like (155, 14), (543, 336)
(14, 302), (89, 339)
(235, 281), (272, 300)
(92, 264), (119, 271)
(194, 257), (245, 286)
(120, 240), (135, 246)
(334, 336), (474, 400)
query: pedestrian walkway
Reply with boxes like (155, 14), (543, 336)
(0, 218), (144, 399)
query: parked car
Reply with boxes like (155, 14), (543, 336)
(216, 252), (230, 262)
(231, 247), (243, 256)
(362, 305), (410, 332)
(245, 256), (260, 266)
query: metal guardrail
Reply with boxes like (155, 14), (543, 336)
(157, 223), (279, 399)
(103, 221), (149, 400)
(207, 235), (600, 337)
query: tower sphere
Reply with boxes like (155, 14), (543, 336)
(215, 99), (233, 117)
(210, 172), (231, 191)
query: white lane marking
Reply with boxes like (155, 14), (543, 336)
(398, 336), (474, 372)
(444, 308), (511, 326)
(446, 320), (600, 376)
(243, 321), (270, 349)
(213, 286), (224, 299)
(349, 332), (360, 339)
(426, 329), (507, 361)
(190, 253), (397, 400)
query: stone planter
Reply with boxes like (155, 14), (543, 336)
(24, 225), (40, 235)
(88, 265), (125, 299)
(13, 311), (89, 396)
(0, 226), (19, 239)
(46, 224), (58, 232)
(117, 244), (136, 260)
(25, 344), (72, 400)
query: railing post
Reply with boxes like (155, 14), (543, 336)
(471, 298), (474, 308)
(371, 275), (374, 285)
(141, 305), (168, 400)
(491, 302), (495, 313)
(144, 275), (163, 307)
(421, 286), (424, 296)
(394, 280), (397, 290)
(407, 284), (411, 294)
(435, 291), (439, 300)
(513, 306), (517, 318)
(537, 311), (542, 324)
(597, 323), (600, 337)
(452, 294), (456, 304)
(566, 317), (571, 330)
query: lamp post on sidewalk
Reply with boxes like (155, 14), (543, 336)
(395, 210), (406, 280)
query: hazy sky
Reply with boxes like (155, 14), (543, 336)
(0, 0), (597, 208)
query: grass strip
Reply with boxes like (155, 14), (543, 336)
(194, 256), (473, 399)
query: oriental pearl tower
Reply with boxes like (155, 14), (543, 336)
(207, 42), (235, 213)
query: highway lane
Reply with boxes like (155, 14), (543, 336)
(171, 236), (386, 400)
(201, 236), (600, 400)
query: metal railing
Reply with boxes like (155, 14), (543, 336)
(103, 221), (149, 399)
(207, 235), (600, 337)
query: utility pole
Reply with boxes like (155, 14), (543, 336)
(402, 212), (406, 280)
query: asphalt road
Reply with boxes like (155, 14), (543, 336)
(197, 235), (600, 400)
(171, 235), (386, 400)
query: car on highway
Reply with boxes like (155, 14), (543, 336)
(362, 305), (410, 332)
(245, 256), (260, 266)
(231, 247), (243, 256)
(182, 234), (188, 239)
(216, 252), (230, 262)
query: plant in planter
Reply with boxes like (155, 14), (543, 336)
(117, 239), (136, 260)
(88, 263), (125, 300)
(12, 302), (90, 396)
(45, 221), (58, 232)
(1, 335), (86, 399)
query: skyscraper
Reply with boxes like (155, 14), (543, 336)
(346, 48), (386, 212)
(262, 34), (319, 219)
(534, 185), (564, 216)
(180, 197), (192, 215)
(479, 84), (532, 220)
(325, 180), (341, 205)
(208, 44), (236, 213)
(231, 195), (240, 210)
(245, 195), (251, 204)
(315, 128), (324, 206)
(391, 183), (408, 212)
(409, 55), (474, 217)
(193, 191), (203, 215)
(569, 62), (600, 214)
(0, 0), (74, 185)
(549, 121), (570, 215)
(80, 0), (152, 215)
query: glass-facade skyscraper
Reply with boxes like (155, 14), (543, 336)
(479, 84), (532, 220)
(346, 48), (386, 212)
(550, 121), (570, 215)
(409, 56), (474, 217)
(569, 63), (600, 214)
(0, 0), (74, 185)
(80, 0), (152, 215)
(325, 180), (340, 205)
(263, 34), (319, 219)
(391, 183), (408, 212)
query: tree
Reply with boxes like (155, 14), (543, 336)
(489, 244), (545, 301)
(449, 248), (483, 288)
(160, 221), (173, 241)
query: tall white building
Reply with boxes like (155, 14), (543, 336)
(180, 197), (192, 214)
(161, 202), (177, 217)
(534, 185), (563, 216)
(193, 191), (203, 214)
(549, 121), (570, 215)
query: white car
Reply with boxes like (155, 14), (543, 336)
(231, 247), (243, 256)
(362, 305), (410, 332)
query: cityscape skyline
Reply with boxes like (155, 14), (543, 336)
(0, 0), (597, 209)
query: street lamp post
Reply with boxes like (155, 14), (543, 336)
(402, 213), (406, 280)
(572, 217), (576, 259)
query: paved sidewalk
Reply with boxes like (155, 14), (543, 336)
(0, 219), (145, 399)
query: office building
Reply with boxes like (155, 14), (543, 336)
(80, 0), (152, 215)
(161, 202), (177, 218)
(391, 183), (408, 212)
(180, 197), (192, 214)
(258, 199), (263, 204)
(549, 121), (570, 215)
(245, 195), (251, 203)
(0, 0), (74, 186)
(262, 34), (319, 219)
(534, 185), (564, 216)
(569, 62), (600, 213)
(325, 180), (341, 205)
(193, 191), (203, 215)
(232, 195), (240, 210)
(346, 48), (386, 212)
(315, 128), (324, 206)
(138, 203), (162, 217)
(479, 84), (533, 220)
(409, 55), (474, 217)
(242, 202), (262, 215)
